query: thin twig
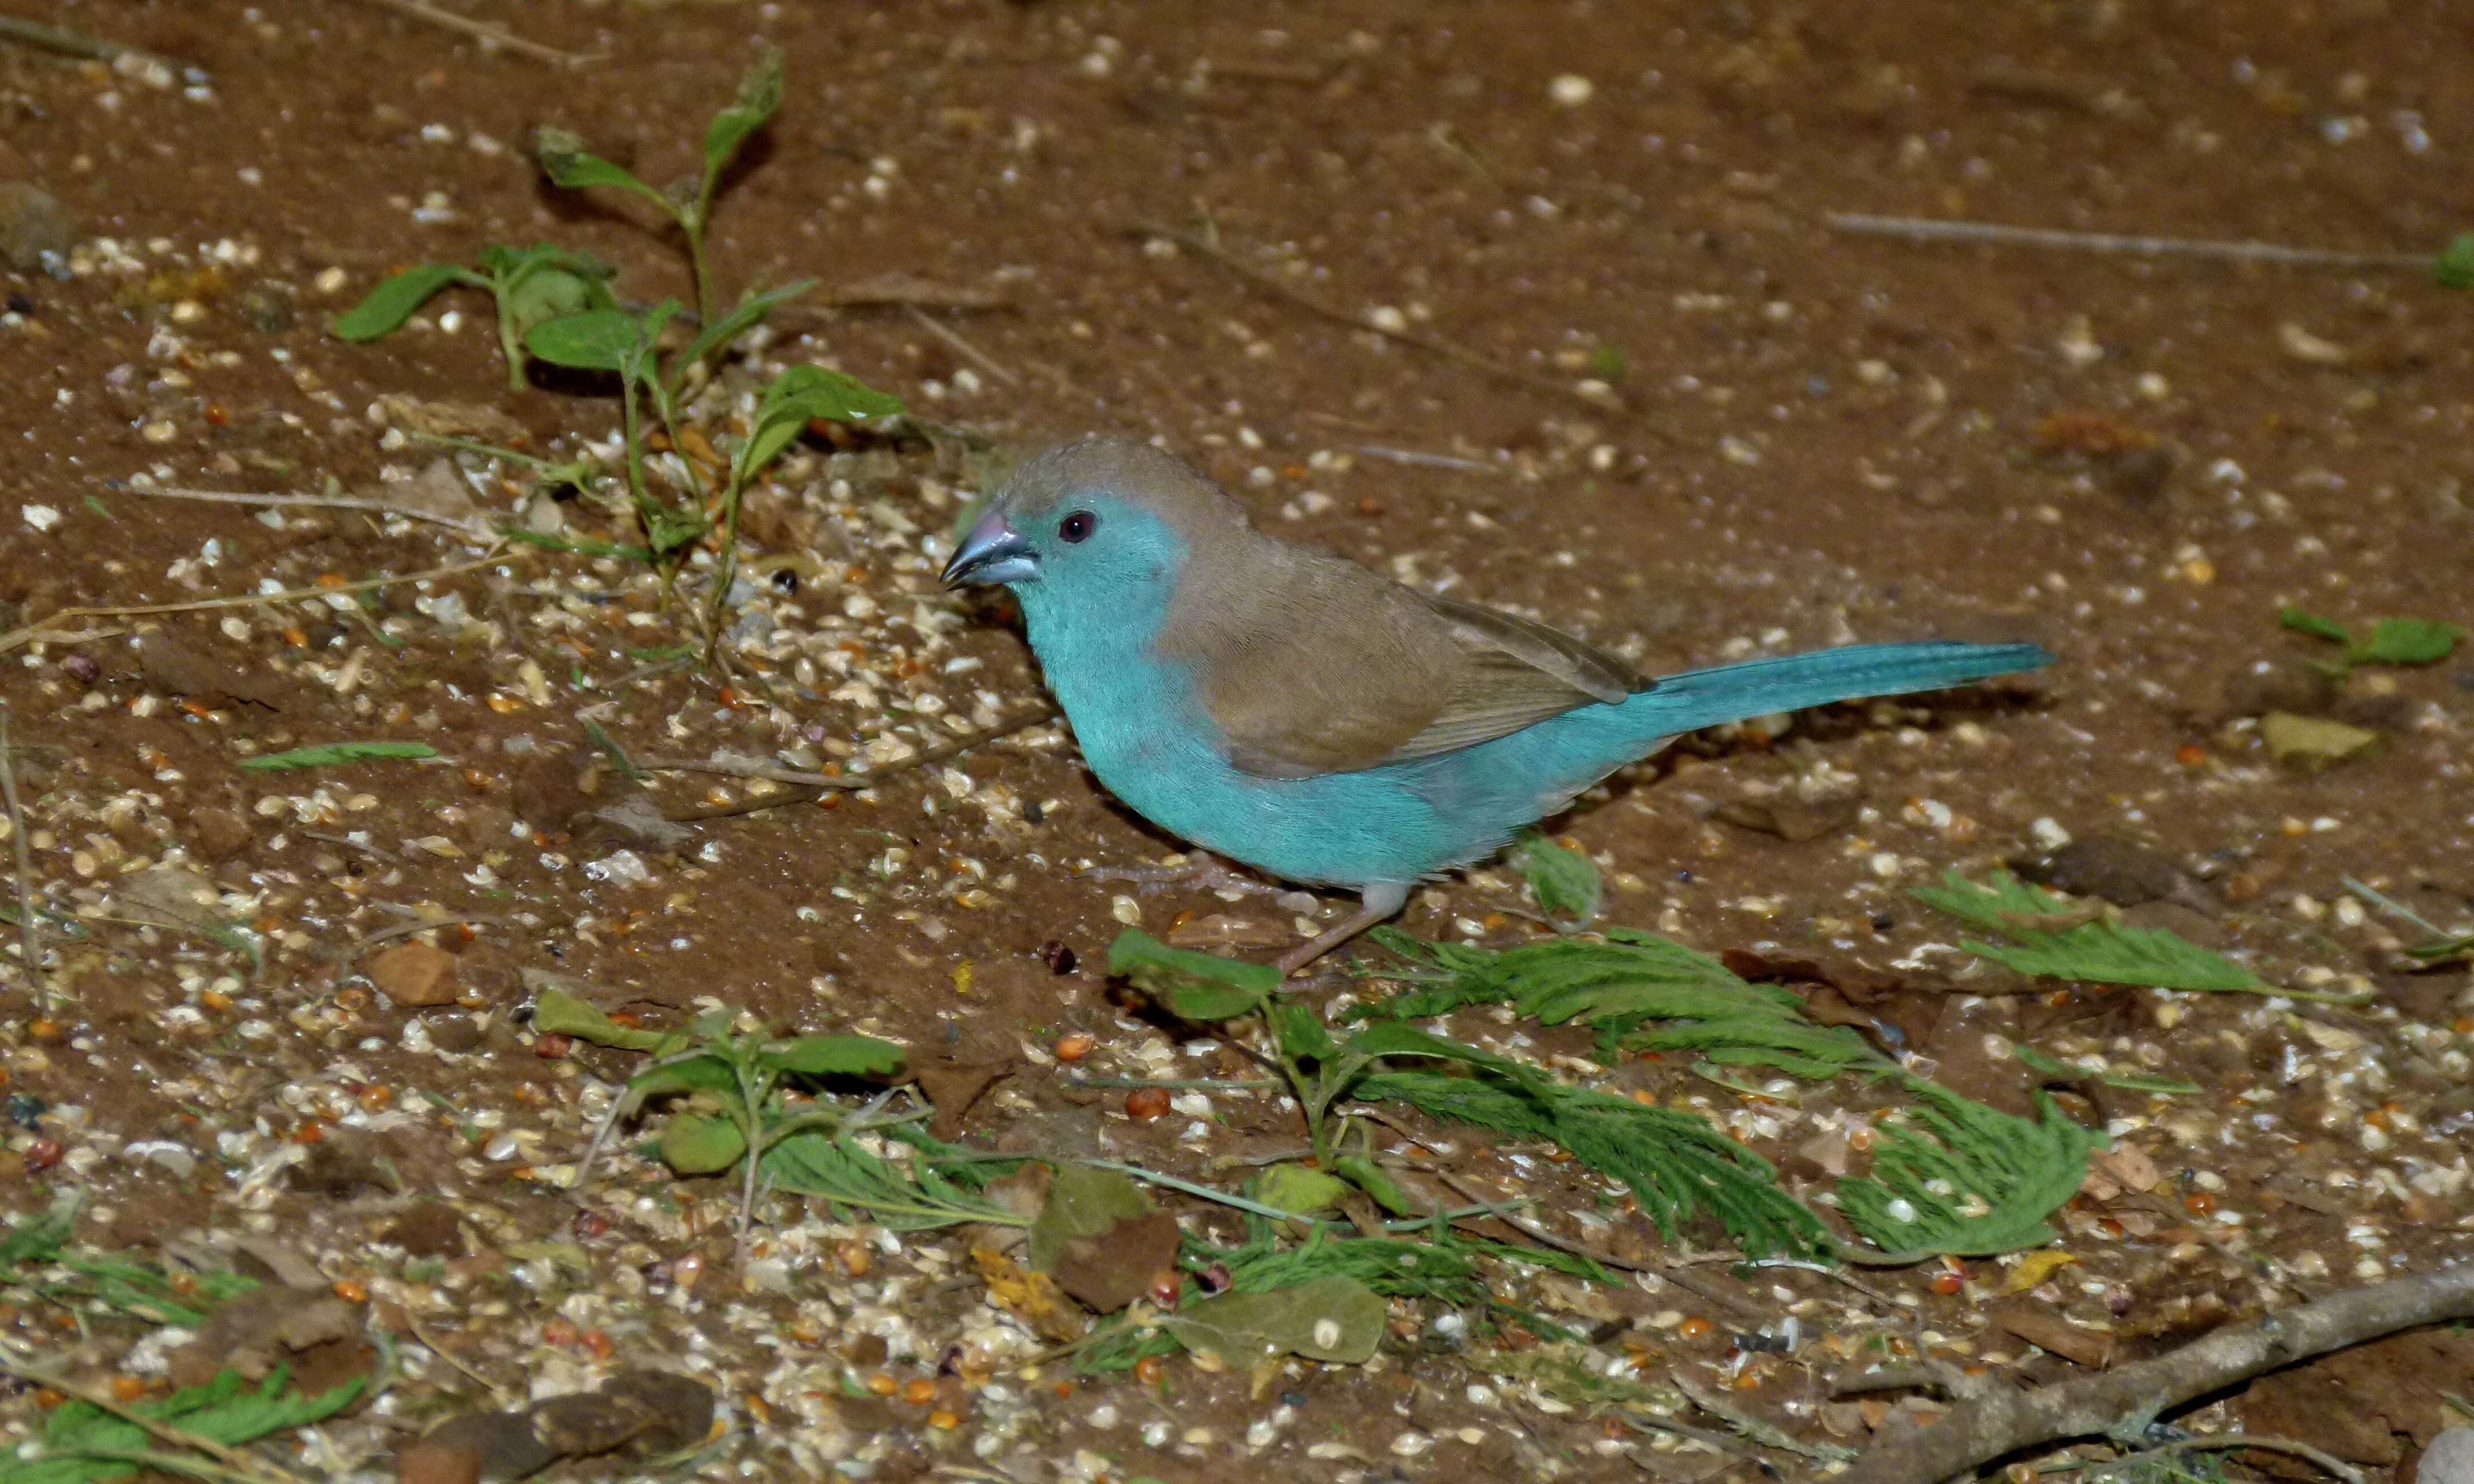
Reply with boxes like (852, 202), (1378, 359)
(2095, 1435), (2366, 1484)
(1823, 212), (2434, 271)
(646, 703), (1059, 820)
(0, 16), (195, 75)
(137, 486), (490, 539)
(1128, 221), (1645, 423)
(404, 1316), (519, 1410)
(0, 709), (47, 1014)
(1429, 1168), (1656, 1274)
(1353, 445), (1497, 473)
(344, 0), (604, 66)
(1831, 1265), (2474, 1484)
(905, 306), (1021, 387)
(0, 1345), (310, 1484)
(0, 548), (521, 657)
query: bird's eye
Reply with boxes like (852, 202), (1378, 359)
(1057, 510), (1096, 544)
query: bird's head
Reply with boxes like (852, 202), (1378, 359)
(940, 437), (1252, 634)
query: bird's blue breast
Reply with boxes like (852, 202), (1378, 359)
(1017, 591), (1665, 888)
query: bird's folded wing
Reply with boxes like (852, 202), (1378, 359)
(1179, 559), (1645, 777)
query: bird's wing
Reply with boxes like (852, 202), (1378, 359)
(1168, 551), (1644, 778)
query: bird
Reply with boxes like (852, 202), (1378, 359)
(943, 437), (2051, 974)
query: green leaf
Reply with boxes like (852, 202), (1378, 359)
(531, 986), (668, 1051)
(34, 1367), (363, 1479)
(2406, 933), (2474, 965)
(624, 1056), (739, 1103)
(734, 363), (904, 486)
(703, 47), (785, 194)
(659, 1113), (748, 1175)
(331, 262), (472, 341)
(1270, 1002), (1337, 1063)
(1511, 830), (1600, 922)
(1839, 1089), (2100, 1258)
(1912, 870), (2298, 996)
(2276, 606), (2353, 645)
(758, 1034), (905, 1079)
(1106, 929), (1280, 1021)
(498, 261), (616, 340)
(2436, 232), (2474, 290)
(1028, 1164), (1152, 1270)
(1163, 1276), (1386, 1365)
(239, 741), (439, 772)
(535, 127), (672, 210)
(675, 279), (813, 381)
(1331, 1154), (1413, 1216)
(762, 1132), (1018, 1230)
(2350, 617), (2463, 667)
(1253, 1163), (1351, 1215)
(523, 307), (647, 372)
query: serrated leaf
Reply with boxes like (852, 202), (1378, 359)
(1254, 1163), (1350, 1215)
(2350, 617), (2463, 667)
(1107, 929), (1279, 1020)
(537, 128), (671, 209)
(331, 262), (471, 341)
(523, 307), (646, 372)
(239, 740), (438, 772)
(37, 1367), (363, 1478)
(1164, 1275), (1386, 1365)
(703, 47), (785, 190)
(1511, 829), (1600, 922)
(1270, 1001), (1336, 1063)
(1028, 1164), (1152, 1270)
(531, 986), (668, 1051)
(2276, 606), (2353, 645)
(659, 1113), (747, 1175)
(1331, 1154), (1412, 1216)
(758, 1034), (905, 1079)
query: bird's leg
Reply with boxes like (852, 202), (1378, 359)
(1275, 882), (1411, 978)
(1083, 851), (1282, 899)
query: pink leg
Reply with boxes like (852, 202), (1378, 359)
(1274, 882), (1411, 977)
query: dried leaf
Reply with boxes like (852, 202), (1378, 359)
(1164, 1276), (1385, 1366)
(1027, 1165), (1151, 1271)
(2262, 711), (2382, 767)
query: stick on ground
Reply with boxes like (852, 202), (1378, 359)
(1823, 212), (2434, 271)
(1827, 1264), (2474, 1484)
(344, 0), (602, 66)
(0, 709), (47, 1013)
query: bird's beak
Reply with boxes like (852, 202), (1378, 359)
(941, 508), (1037, 588)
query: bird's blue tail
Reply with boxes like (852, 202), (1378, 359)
(1625, 641), (2051, 736)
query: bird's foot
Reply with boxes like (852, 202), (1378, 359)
(1084, 853), (1282, 899)
(1274, 882), (1412, 978)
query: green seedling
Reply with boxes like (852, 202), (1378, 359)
(534, 46), (783, 324)
(332, 242), (617, 390)
(2278, 606), (2464, 673)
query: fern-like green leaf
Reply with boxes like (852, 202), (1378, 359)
(1837, 1087), (2100, 1258)
(762, 1133), (1017, 1231)
(1912, 870), (2275, 994)
(1358, 1069), (1833, 1260)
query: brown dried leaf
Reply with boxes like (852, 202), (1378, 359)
(1048, 1210), (1181, 1314)
(1711, 794), (1859, 842)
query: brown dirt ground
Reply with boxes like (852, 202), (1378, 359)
(2, 2), (2472, 1482)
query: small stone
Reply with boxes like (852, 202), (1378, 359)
(0, 183), (76, 274)
(2419, 1428), (2474, 1484)
(369, 942), (460, 1007)
(192, 807), (253, 862)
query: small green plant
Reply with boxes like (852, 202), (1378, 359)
(1510, 828), (1601, 924)
(538, 988), (929, 1237)
(332, 243), (616, 390)
(1911, 869), (2367, 1003)
(534, 47), (783, 325)
(330, 47), (901, 624)
(2278, 606), (2464, 672)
